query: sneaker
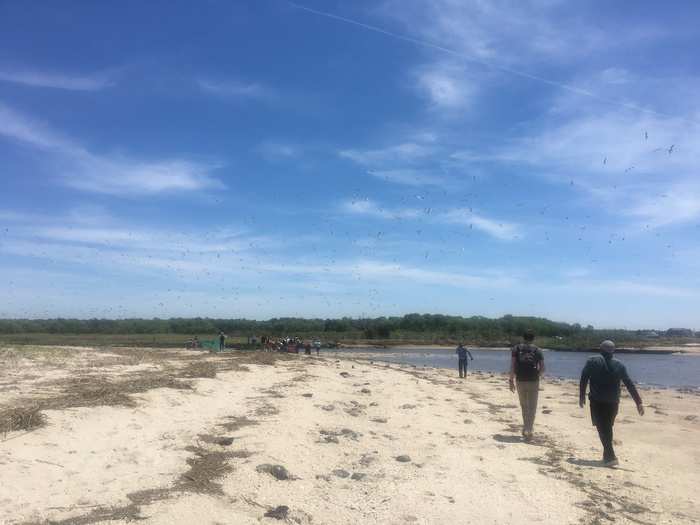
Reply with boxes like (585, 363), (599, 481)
(603, 458), (619, 467)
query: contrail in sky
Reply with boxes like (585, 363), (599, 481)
(287, 1), (672, 119)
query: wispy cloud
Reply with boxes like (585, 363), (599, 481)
(257, 141), (300, 160)
(415, 61), (476, 110)
(342, 199), (520, 240)
(379, 0), (608, 66)
(367, 169), (448, 187)
(339, 142), (434, 166)
(197, 78), (272, 100)
(496, 108), (700, 227)
(341, 199), (420, 220)
(0, 103), (223, 196)
(440, 208), (520, 240)
(0, 67), (114, 91)
(350, 260), (516, 289)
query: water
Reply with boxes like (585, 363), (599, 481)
(333, 347), (700, 389)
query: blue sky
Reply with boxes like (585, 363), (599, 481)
(1, 1), (699, 329)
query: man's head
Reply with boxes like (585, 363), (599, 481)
(600, 340), (615, 355)
(523, 329), (535, 343)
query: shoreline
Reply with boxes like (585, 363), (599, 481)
(336, 351), (700, 395)
(338, 343), (699, 355)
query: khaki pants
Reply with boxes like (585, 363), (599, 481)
(516, 380), (540, 434)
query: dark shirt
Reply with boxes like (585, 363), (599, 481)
(456, 346), (472, 361)
(579, 354), (642, 405)
(511, 343), (544, 382)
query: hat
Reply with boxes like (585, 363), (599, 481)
(599, 340), (615, 353)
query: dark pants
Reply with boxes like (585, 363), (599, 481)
(458, 359), (468, 378)
(590, 400), (619, 461)
(219, 340), (225, 351)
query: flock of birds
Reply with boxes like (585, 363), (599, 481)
(0, 128), (688, 320)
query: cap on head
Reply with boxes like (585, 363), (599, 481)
(523, 329), (535, 342)
(600, 340), (616, 353)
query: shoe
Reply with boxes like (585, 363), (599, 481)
(603, 458), (619, 467)
(523, 431), (533, 442)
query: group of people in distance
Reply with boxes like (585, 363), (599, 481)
(456, 329), (644, 467)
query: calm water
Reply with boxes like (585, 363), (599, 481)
(333, 347), (700, 389)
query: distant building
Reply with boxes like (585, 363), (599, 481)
(665, 328), (694, 338)
(642, 330), (659, 339)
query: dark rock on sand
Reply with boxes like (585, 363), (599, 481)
(332, 469), (350, 478)
(216, 437), (234, 446)
(396, 455), (412, 463)
(256, 464), (291, 481)
(264, 506), (289, 520)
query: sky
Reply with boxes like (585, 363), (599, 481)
(1, 1), (699, 329)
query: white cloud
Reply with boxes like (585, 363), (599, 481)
(197, 78), (272, 100)
(441, 208), (520, 240)
(367, 169), (447, 187)
(63, 157), (223, 196)
(341, 199), (420, 220)
(352, 260), (515, 289)
(415, 61), (475, 110)
(0, 68), (114, 91)
(258, 141), (300, 160)
(0, 103), (223, 196)
(477, 105), (700, 227)
(379, 0), (607, 66)
(339, 142), (433, 166)
(341, 199), (520, 240)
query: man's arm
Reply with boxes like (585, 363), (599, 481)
(467, 349), (474, 360)
(537, 350), (545, 376)
(579, 364), (590, 407)
(509, 352), (517, 392)
(620, 366), (644, 414)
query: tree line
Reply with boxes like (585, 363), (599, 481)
(0, 314), (602, 339)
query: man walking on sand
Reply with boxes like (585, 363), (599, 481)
(509, 329), (544, 441)
(218, 331), (226, 351)
(579, 340), (644, 467)
(456, 343), (474, 379)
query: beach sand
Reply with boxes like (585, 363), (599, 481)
(1, 345), (698, 524)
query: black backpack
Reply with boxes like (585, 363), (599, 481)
(516, 344), (539, 373)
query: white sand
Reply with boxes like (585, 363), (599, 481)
(1, 347), (698, 524)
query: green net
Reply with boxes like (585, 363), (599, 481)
(200, 340), (219, 351)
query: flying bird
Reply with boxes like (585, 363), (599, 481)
(668, 144), (675, 154)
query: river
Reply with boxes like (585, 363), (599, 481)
(332, 347), (700, 389)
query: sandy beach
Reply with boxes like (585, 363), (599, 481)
(1, 345), (698, 524)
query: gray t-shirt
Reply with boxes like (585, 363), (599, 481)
(511, 343), (544, 382)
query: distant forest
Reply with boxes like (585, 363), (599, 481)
(0, 314), (689, 341)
